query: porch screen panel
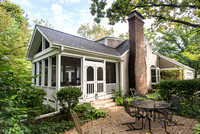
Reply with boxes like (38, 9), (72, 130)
(45, 59), (48, 86)
(106, 62), (116, 83)
(97, 67), (103, 80)
(51, 57), (56, 86)
(39, 61), (42, 85)
(61, 56), (81, 86)
(87, 66), (94, 81)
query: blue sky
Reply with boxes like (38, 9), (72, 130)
(10, 0), (153, 37)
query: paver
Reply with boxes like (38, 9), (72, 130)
(65, 106), (197, 134)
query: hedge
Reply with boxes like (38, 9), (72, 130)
(158, 79), (200, 101)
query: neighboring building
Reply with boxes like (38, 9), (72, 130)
(26, 11), (194, 109)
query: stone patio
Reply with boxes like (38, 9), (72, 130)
(65, 106), (197, 134)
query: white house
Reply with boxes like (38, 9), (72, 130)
(26, 11), (194, 109)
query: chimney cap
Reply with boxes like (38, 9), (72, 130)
(127, 10), (144, 20)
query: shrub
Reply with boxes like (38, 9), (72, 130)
(158, 79), (200, 101)
(57, 86), (82, 120)
(194, 123), (200, 134)
(73, 103), (106, 120)
(28, 120), (74, 134)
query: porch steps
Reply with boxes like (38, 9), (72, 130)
(91, 99), (116, 109)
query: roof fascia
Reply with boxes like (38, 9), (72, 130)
(36, 27), (53, 47)
(53, 43), (121, 59)
(26, 25), (37, 60)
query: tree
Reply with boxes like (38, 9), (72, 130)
(0, 0), (31, 72)
(145, 27), (200, 78)
(33, 19), (54, 28)
(77, 23), (114, 40)
(119, 32), (129, 39)
(90, 0), (200, 31)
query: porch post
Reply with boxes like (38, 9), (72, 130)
(41, 60), (45, 86)
(115, 62), (119, 87)
(120, 60), (124, 92)
(82, 56), (86, 99)
(56, 53), (61, 110)
(48, 57), (52, 87)
(32, 63), (35, 84)
(36, 62), (40, 86)
(103, 60), (106, 96)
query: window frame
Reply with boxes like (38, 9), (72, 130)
(151, 66), (160, 85)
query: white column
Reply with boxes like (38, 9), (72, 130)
(56, 53), (61, 110)
(48, 57), (52, 87)
(115, 62), (119, 87)
(32, 63), (35, 84)
(41, 60), (45, 86)
(56, 53), (61, 92)
(103, 60), (106, 95)
(36, 62), (40, 86)
(82, 56), (86, 99)
(120, 60), (124, 92)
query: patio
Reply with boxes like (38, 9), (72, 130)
(65, 106), (197, 134)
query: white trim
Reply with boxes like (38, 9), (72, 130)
(48, 57), (52, 87)
(36, 27), (53, 46)
(115, 62), (119, 85)
(41, 60), (45, 86)
(36, 62), (40, 86)
(33, 47), (55, 60)
(120, 60), (124, 90)
(160, 68), (183, 71)
(42, 36), (45, 51)
(53, 43), (121, 59)
(82, 56), (86, 99)
(32, 50), (57, 63)
(32, 63), (35, 84)
(103, 60), (106, 95)
(56, 53), (61, 110)
(121, 49), (129, 57)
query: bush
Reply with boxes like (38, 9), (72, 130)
(73, 103), (106, 120)
(158, 79), (200, 101)
(28, 120), (74, 134)
(57, 86), (82, 120)
(194, 123), (200, 134)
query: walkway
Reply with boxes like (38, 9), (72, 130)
(65, 106), (197, 134)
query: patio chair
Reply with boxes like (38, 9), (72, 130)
(169, 96), (180, 114)
(130, 88), (145, 97)
(122, 99), (145, 131)
(70, 109), (102, 134)
(152, 104), (170, 134)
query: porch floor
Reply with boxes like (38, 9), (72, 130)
(65, 106), (197, 134)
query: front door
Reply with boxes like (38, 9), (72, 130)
(85, 61), (105, 99)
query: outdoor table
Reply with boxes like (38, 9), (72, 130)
(130, 100), (171, 134)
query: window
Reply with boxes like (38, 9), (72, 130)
(37, 41), (42, 53)
(52, 57), (56, 86)
(45, 59), (48, 86)
(106, 62), (116, 83)
(39, 61), (42, 85)
(151, 66), (160, 84)
(87, 66), (94, 81)
(61, 56), (81, 86)
(45, 39), (50, 49)
(97, 67), (103, 81)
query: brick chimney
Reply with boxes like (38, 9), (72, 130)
(128, 11), (148, 94)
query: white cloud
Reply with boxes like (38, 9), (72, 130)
(51, 3), (63, 15)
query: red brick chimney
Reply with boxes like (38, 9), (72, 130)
(128, 11), (148, 94)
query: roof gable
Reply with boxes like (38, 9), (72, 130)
(36, 25), (120, 56)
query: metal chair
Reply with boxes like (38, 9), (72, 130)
(130, 88), (145, 97)
(152, 104), (170, 134)
(122, 99), (145, 131)
(70, 109), (102, 134)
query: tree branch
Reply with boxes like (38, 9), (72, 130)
(134, 3), (199, 9)
(152, 15), (200, 28)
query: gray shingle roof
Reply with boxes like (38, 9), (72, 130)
(116, 40), (130, 55)
(37, 25), (120, 56)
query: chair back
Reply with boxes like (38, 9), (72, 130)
(70, 109), (82, 134)
(169, 96), (180, 108)
(123, 99), (131, 114)
(130, 88), (136, 96)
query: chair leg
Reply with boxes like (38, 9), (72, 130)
(164, 121), (170, 134)
(122, 117), (144, 131)
(122, 117), (137, 125)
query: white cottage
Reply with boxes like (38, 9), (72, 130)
(26, 11), (194, 109)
